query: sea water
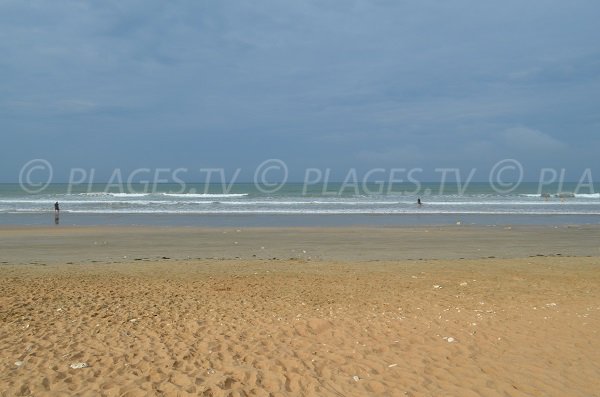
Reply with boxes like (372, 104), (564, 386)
(0, 183), (599, 226)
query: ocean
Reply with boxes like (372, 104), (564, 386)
(1, 183), (599, 226)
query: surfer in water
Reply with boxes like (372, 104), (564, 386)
(54, 202), (60, 214)
(417, 198), (422, 206)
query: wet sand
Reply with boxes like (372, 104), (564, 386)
(1, 226), (599, 396)
(1, 224), (600, 264)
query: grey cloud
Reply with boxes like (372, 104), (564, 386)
(1, 0), (599, 181)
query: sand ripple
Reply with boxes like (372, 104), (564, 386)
(1, 258), (600, 396)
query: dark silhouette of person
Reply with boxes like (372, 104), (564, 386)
(54, 202), (60, 225)
(417, 198), (422, 206)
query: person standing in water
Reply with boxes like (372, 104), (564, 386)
(54, 202), (60, 225)
(417, 198), (422, 206)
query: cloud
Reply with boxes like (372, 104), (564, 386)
(502, 127), (566, 152)
(1, 1), (599, 181)
(1, 99), (96, 116)
(357, 145), (424, 165)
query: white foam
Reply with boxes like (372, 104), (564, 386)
(522, 193), (599, 199)
(0, 199), (170, 205)
(111, 193), (149, 198)
(575, 193), (600, 198)
(77, 192), (149, 197)
(161, 193), (249, 198)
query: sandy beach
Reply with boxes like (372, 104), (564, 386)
(1, 226), (599, 396)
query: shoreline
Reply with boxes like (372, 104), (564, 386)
(2, 212), (600, 228)
(2, 224), (600, 265)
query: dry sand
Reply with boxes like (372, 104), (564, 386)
(1, 226), (599, 396)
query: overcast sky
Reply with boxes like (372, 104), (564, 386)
(1, 0), (599, 182)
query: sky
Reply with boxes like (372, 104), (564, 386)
(1, 0), (599, 183)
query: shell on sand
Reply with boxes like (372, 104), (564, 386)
(69, 363), (89, 369)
